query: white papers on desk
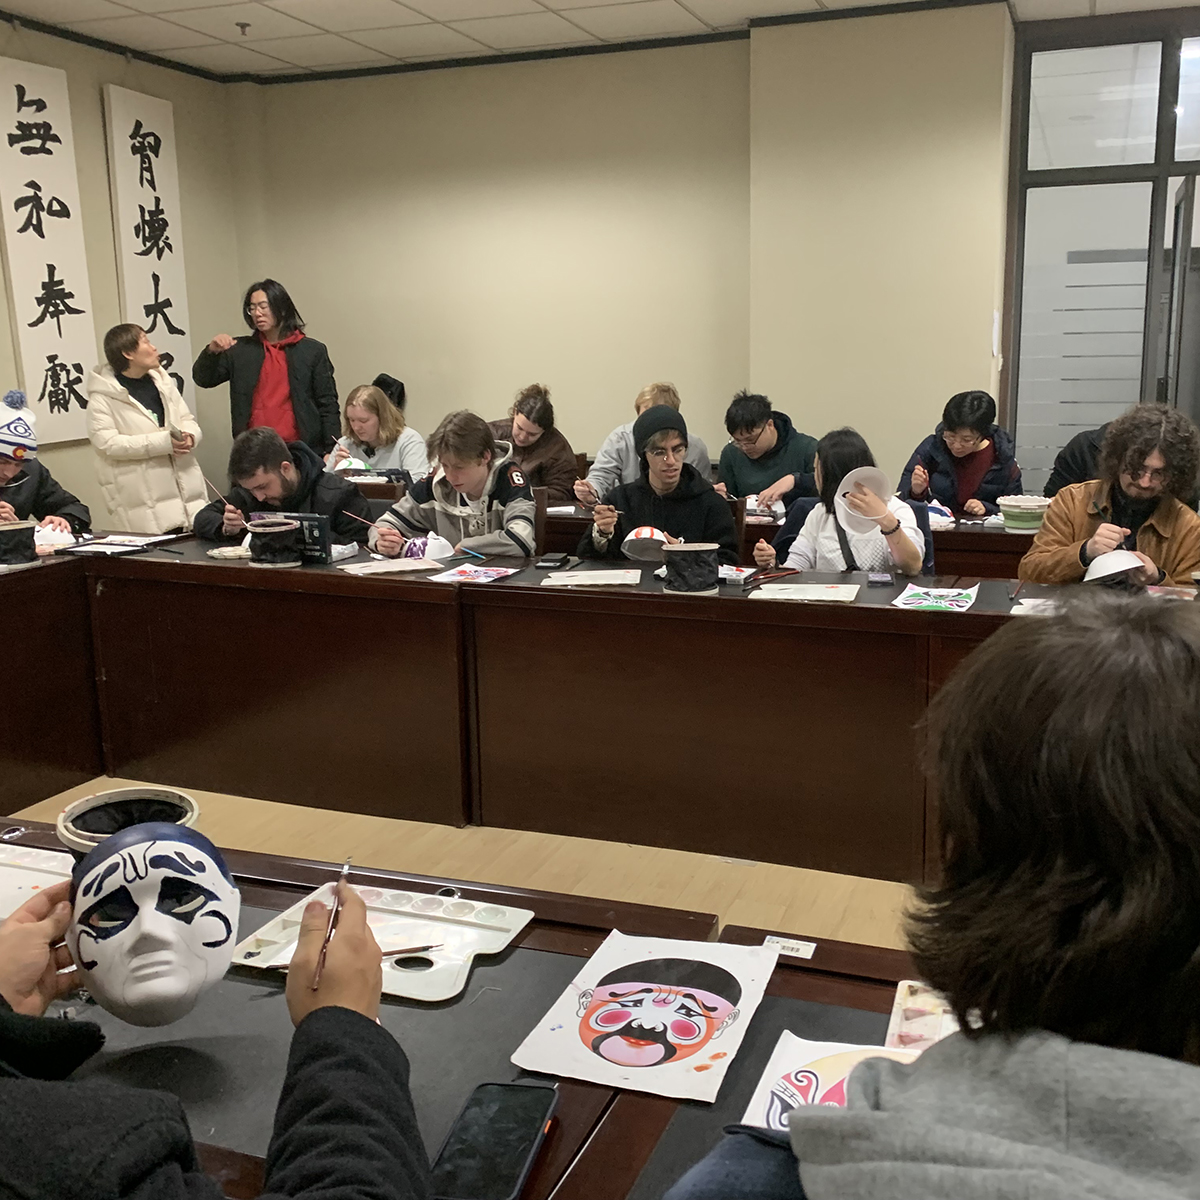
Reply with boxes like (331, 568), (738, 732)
(541, 569), (642, 587)
(751, 583), (860, 603)
(1010, 598), (1057, 616)
(546, 505), (578, 515)
(891, 583), (979, 612)
(337, 557), (443, 575)
(33, 525), (75, 547)
(98, 534), (180, 546)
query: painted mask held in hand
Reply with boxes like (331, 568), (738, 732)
(67, 822), (241, 1027)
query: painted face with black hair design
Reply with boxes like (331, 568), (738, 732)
(67, 823), (240, 1027)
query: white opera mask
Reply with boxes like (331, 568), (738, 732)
(68, 823), (240, 1027)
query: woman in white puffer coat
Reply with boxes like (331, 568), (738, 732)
(86, 324), (206, 534)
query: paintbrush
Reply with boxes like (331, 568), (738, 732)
(311, 857), (351, 991)
(200, 472), (232, 508)
(341, 509), (382, 531)
(381, 943), (443, 960)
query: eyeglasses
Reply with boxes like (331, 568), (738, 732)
(730, 425), (767, 449)
(246, 301), (272, 314)
(943, 431), (983, 449)
(648, 445), (687, 462)
(1127, 465), (1167, 483)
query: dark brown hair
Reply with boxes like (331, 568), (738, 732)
(512, 384), (554, 432)
(909, 594), (1200, 1061)
(1097, 404), (1200, 501)
(427, 410), (495, 465)
(103, 323), (143, 376)
(228, 427), (291, 482)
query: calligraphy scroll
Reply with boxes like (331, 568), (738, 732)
(0, 58), (97, 444)
(102, 86), (192, 406)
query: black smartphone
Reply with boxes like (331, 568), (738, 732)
(430, 1081), (557, 1200)
(534, 553), (569, 570)
(867, 572), (894, 586)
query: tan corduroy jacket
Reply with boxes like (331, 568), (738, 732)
(1018, 480), (1200, 584)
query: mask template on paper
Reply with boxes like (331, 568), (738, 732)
(68, 822), (240, 1027)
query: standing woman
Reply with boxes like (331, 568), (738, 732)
(192, 279), (339, 455)
(327, 384), (429, 477)
(86, 324), (205, 534)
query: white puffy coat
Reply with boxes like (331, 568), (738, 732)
(86, 364), (206, 533)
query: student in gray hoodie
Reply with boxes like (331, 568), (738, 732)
(668, 593), (1200, 1200)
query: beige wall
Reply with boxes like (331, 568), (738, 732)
(0, 23), (242, 527)
(236, 41), (751, 459)
(749, 3), (1013, 484)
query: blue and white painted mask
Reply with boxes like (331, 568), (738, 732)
(67, 822), (240, 1027)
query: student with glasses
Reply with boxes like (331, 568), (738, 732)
(715, 391), (818, 510)
(579, 406), (737, 564)
(899, 390), (1022, 517)
(1019, 404), (1200, 586)
(193, 279), (339, 456)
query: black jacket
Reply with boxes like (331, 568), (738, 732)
(0, 998), (431, 1200)
(579, 462), (739, 565)
(1, 459), (90, 531)
(1044, 424), (1106, 498)
(193, 441), (372, 545)
(192, 335), (339, 455)
(899, 423), (1022, 515)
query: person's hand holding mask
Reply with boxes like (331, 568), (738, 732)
(0, 880), (80, 1016)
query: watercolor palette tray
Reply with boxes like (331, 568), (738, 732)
(232, 882), (534, 1003)
(0, 841), (73, 920)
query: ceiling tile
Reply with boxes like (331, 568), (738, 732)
(3, 0), (129, 21)
(162, 39), (295, 68)
(451, 11), (598, 49)
(403, 0), (541, 19)
(162, 3), (320, 40)
(67, 12), (221, 49)
(678, 0), (820, 25)
(344, 21), (487, 56)
(120, 0), (257, 11)
(1012, 0), (1090, 15)
(248, 32), (394, 63)
(561, 1), (708, 40)
(264, 0), (430, 32)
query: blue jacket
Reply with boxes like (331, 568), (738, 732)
(899, 423), (1022, 516)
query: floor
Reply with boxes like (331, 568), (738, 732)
(16, 776), (914, 950)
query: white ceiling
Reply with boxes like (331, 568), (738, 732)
(3, 0), (1199, 78)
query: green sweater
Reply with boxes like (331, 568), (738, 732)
(717, 411), (818, 500)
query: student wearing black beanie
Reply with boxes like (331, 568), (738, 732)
(578, 406), (738, 563)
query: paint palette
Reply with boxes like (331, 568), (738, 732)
(0, 842), (73, 919)
(232, 882), (534, 1003)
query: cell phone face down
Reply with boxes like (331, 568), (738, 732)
(535, 554), (568, 570)
(430, 1082), (557, 1200)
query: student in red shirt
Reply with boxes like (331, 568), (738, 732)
(192, 279), (339, 455)
(899, 390), (1022, 517)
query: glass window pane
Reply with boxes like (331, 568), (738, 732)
(1015, 183), (1152, 494)
(1029, 43), (1161, 171)
(1176, 40), (1200, 159)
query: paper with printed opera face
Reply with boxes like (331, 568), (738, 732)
(511, 931), (778, 1102)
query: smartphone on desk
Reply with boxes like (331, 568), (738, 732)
(430, 1081), (557, 1200)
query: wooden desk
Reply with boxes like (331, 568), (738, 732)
(5, 821), (716, 1200)
(462, 566), (1022, 884)
(84, 540), (467, 824)
(0, 556), (103, 815)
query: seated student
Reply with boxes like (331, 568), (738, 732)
(667, 594), (1200, 1199)
(371, 410), (535, 558)
(1019, 405), (1200, 585)
(86, 323), (205, 534)
(579, 406), (738, 565)
(900, 390), (1022, 516)
(488, 384), (578, 504)
(574, 383), (710, 505)
(0, 877), (431, 1198)
(715, 391), (818, 510)
(0, 391), (89, 533)
(327, 384), (428, 478)
(1044, 423), (1107, 498)
(193, 427), (372, 544)
(751, 428), (923, 576)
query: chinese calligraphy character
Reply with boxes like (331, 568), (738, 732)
(133, 196), (172, 260)
(143, 271), (184, 336)
(128, 119), (162, 192)
(38, 354), (87, 414)
(10, 88), (59, 157)
(14, 180), (69, 239)
(28, 264), (84, 336)
(15, 85), (46, 115)
(157, 351), (185, 397)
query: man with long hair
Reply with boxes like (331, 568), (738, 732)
(193, 279), (339, 455)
